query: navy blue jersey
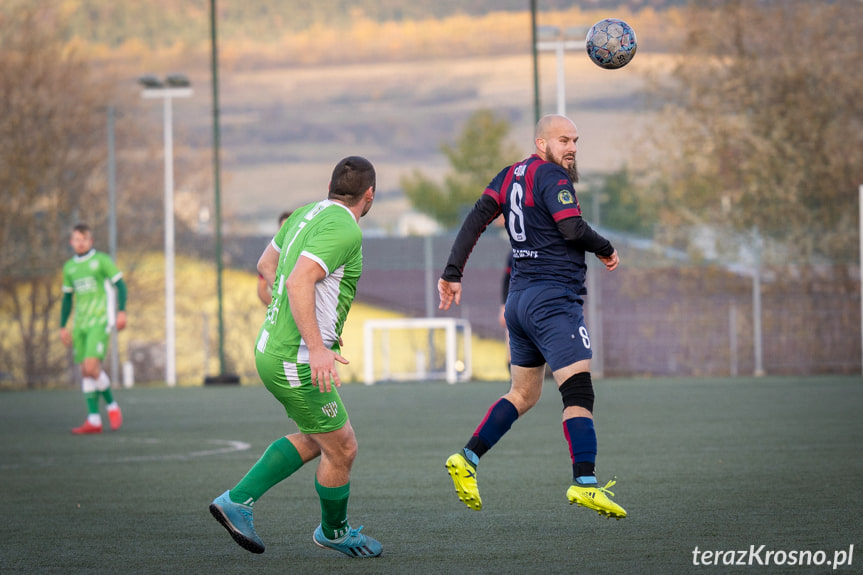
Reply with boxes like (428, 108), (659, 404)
(484, 155), (587, 294)
(441, 155), (612, 297)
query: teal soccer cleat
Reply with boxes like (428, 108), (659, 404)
(313, 524), (382, 558)
(209, 490), (265, 554)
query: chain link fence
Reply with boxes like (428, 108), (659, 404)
(353, 234), (862, 377)
(2, 231), (859, 388)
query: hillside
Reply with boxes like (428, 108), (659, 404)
(2, 1), (677, 235)
(37, 0), (686, 50)
(212, 51), (665, 235)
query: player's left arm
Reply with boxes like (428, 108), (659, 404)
(557, 217), (613, 255)
(557, 217), (619, 271)
(542, 163), (617, 269)
(60, 291), (73, 346)
(114, 278), (128, 330)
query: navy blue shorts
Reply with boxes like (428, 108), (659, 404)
(505, 283), (592, 372)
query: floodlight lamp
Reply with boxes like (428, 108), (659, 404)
(537, 25), (561, 40)
(166, 74), (191, 88)
(566, 26), (590, 40)
(138, 75), (164, 89)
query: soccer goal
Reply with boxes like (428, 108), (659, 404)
(363, 318), (472, 385)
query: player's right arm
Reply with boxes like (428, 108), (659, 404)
(257, 274), (272, 306)
(439, 194), (501, 310)
(257, 243), (280, 291)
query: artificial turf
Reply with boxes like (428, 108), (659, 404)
(1, 376), (860, 574)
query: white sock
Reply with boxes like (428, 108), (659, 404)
(97, 370), (111, 391)
(107, 402), (119, 411)
(82, 376), (98, 394)
(87, 413), (102, 426)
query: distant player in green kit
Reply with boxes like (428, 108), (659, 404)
(60, 223), (127, 434)
(209, 156), (382, 558)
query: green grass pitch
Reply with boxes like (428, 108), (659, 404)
(1, 376), (861, 574)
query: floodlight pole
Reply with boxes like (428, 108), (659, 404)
(530, 0), (540, 125)
(141, 85), (193, 387)
(202, 0), (240, 385)
(536, 29), (587, 116)
(211, 0), (228, 378)
(107, 105), (120, 388)
(752, 227), (765, 377)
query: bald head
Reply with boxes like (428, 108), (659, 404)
(534, 114), (580, 182)
(535, 114), (576, 140)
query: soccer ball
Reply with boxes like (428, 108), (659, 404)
(585, 18), (637, 70)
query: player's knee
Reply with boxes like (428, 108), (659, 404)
(335, 431), (358, 464)
(81, 359), (101, 379)
(559, 372), (594, 412)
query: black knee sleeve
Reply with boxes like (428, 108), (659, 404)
(559, 372), (594, 412)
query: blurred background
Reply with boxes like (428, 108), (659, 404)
(1, 0), (861, 388)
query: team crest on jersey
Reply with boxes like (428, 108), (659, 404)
(90, 261), (99, 270)
(557, 190), (574, 205)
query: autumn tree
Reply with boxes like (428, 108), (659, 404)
(640, 0), (863, 263)
(401, 109), (524, 229)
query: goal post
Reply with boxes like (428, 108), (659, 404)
(363, 318), (472, 385)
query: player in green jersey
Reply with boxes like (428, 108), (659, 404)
(209, 156), (383, 558)
(60, 223), (128, 434)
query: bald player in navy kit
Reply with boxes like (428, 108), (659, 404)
(439, 114), (626, 519)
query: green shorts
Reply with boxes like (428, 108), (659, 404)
(255, 350), (348, 434)
(72, 325), (110, 364)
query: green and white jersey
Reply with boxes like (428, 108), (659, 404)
(256, 200), (363, 363)
(62, 249), (122, 331)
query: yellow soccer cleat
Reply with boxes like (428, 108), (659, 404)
(566, 477), (627, 519)
(445, 452), (482, 511)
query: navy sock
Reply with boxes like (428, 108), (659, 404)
(563, 417), (597, 482)
(465, 398), (519, 461)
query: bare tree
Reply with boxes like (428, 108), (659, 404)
(0, 4), (207, 386)
(0, 6), (113, 385)
(640, 0), (863, 263)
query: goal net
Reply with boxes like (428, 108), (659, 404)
(363, 318), (472, 384)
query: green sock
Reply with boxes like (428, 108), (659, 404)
(315, 478), (350, 540)
(230, 437), (304, 506)
(101, 388), (114, 405)
(84, 392), (99, 414)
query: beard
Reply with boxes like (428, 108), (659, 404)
(548, 149), (579, 183)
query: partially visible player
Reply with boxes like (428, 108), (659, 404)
(60, 223), (127, 434)
(257, 210), (293, 306)
(438, 114), (626, 519)
(209, 156), (382, 558)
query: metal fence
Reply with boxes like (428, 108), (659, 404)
(4, 231), (859, 388)
(348, 234), (862, 377)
